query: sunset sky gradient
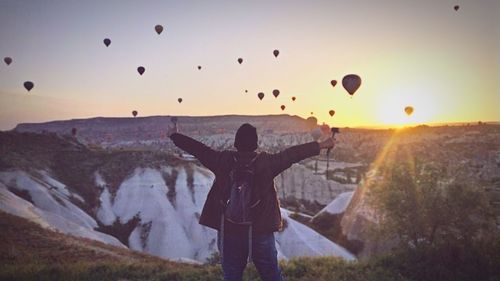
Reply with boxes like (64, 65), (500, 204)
(1, 0), (499, 130)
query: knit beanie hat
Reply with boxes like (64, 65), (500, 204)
(234, 123), (258, 152)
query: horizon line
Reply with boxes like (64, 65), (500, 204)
(7, 114), (499, 132)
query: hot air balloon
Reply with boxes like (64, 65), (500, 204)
(71, 127), (77, 136)
(4, 57), (12, 65)
(178, 98), (183, 103)
(132, 110), (138, 117)
(197, 65), (202, 70)
(342, 74), (362, 96)
(292, 97), (296, 101)
(258, 92), (264, 100)
(273, 49), (279, 58)
(245, 90), (248, 93)
(137, 66), (145, 75)
(272, 89), (280, 98)
(329, 110), (335, 117)
(23, 81), (34, 92)
(280, 105), (285, 111)
(404, 106), (414, 116)
(454, 5), (459, 11)
(330, 80), (337, 87)
(103, 38), (111, 47)
(238, 58), (243, 64)
(155, 24), (163, 35)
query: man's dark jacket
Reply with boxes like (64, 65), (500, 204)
(170, 133), (320, 234)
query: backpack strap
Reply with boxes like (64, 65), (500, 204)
(233, 152), (259, 166)
(248, 225), (253, 263)
(247, 154), (259, 167)
(220, 214), (225, 264)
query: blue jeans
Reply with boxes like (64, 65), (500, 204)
(217, 231), (285, 281)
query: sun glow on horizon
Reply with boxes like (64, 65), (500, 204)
(374, 86), (439, 127)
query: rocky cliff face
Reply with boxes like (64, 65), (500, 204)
(0, 166), (355, 263)
(0, 131), (356, 263)
(339, 177), (381, 259)
(276, 164), (357, 206)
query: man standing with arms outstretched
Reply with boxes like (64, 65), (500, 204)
(169, 121), (335, 281)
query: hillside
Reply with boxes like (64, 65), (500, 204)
(0, 131), (355, 263)
(0, 211), (413, 281)
(0, 210), (223, 281)
(0, 211), (185, 265)
(6, 207), (496, 281)
(13, 114), (314, 145)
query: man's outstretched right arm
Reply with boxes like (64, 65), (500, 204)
(170, 133), (221, 172)
(266, 137), (335, 178)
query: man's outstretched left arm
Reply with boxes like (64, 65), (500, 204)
(170, 133), (223, 173)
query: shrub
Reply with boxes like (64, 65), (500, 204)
(369, 162), (500, 281)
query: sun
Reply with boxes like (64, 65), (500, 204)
(374, 86), (440, 128)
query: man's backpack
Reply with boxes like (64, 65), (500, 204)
(223, 154), (260, 225)
(219, 154), (261, 264)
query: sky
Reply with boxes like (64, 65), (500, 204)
(0, 0), (499, 130)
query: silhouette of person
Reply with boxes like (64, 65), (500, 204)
(169, 121), (335, 281)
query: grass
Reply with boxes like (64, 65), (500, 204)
(0, 256), (413, 281)
(0, 211), (410, 281)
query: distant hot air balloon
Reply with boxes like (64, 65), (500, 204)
(280, 105), (285, 111)
(404, 106), (414, 116)
(4, 57), (12, 65)
(342, 74), (362, 96)
(197, 65), (202, 70)
(258, 92), (264, 100)
(103, 38), (111, 47)
(273, 49), (279, 58)
(71, 127), (77, 136)
(237, 58), (243, 64)
(23, 81), (34, 92)
(132, 110), (138, 117)
(155, 24), (163, 35)
(137, 66), (145, 75)
(454, 5), (460, 11)
(292, 97), (296, 101)
(245, 89), (248, 93)
(178, 98), (183, 103)
(330, 80), (337, 87)
(272, 89), (280, 98)
(329, 110), (335, 117)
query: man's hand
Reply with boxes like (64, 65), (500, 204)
(318, 137), (335, 150)
(167, 117), (178, 137)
